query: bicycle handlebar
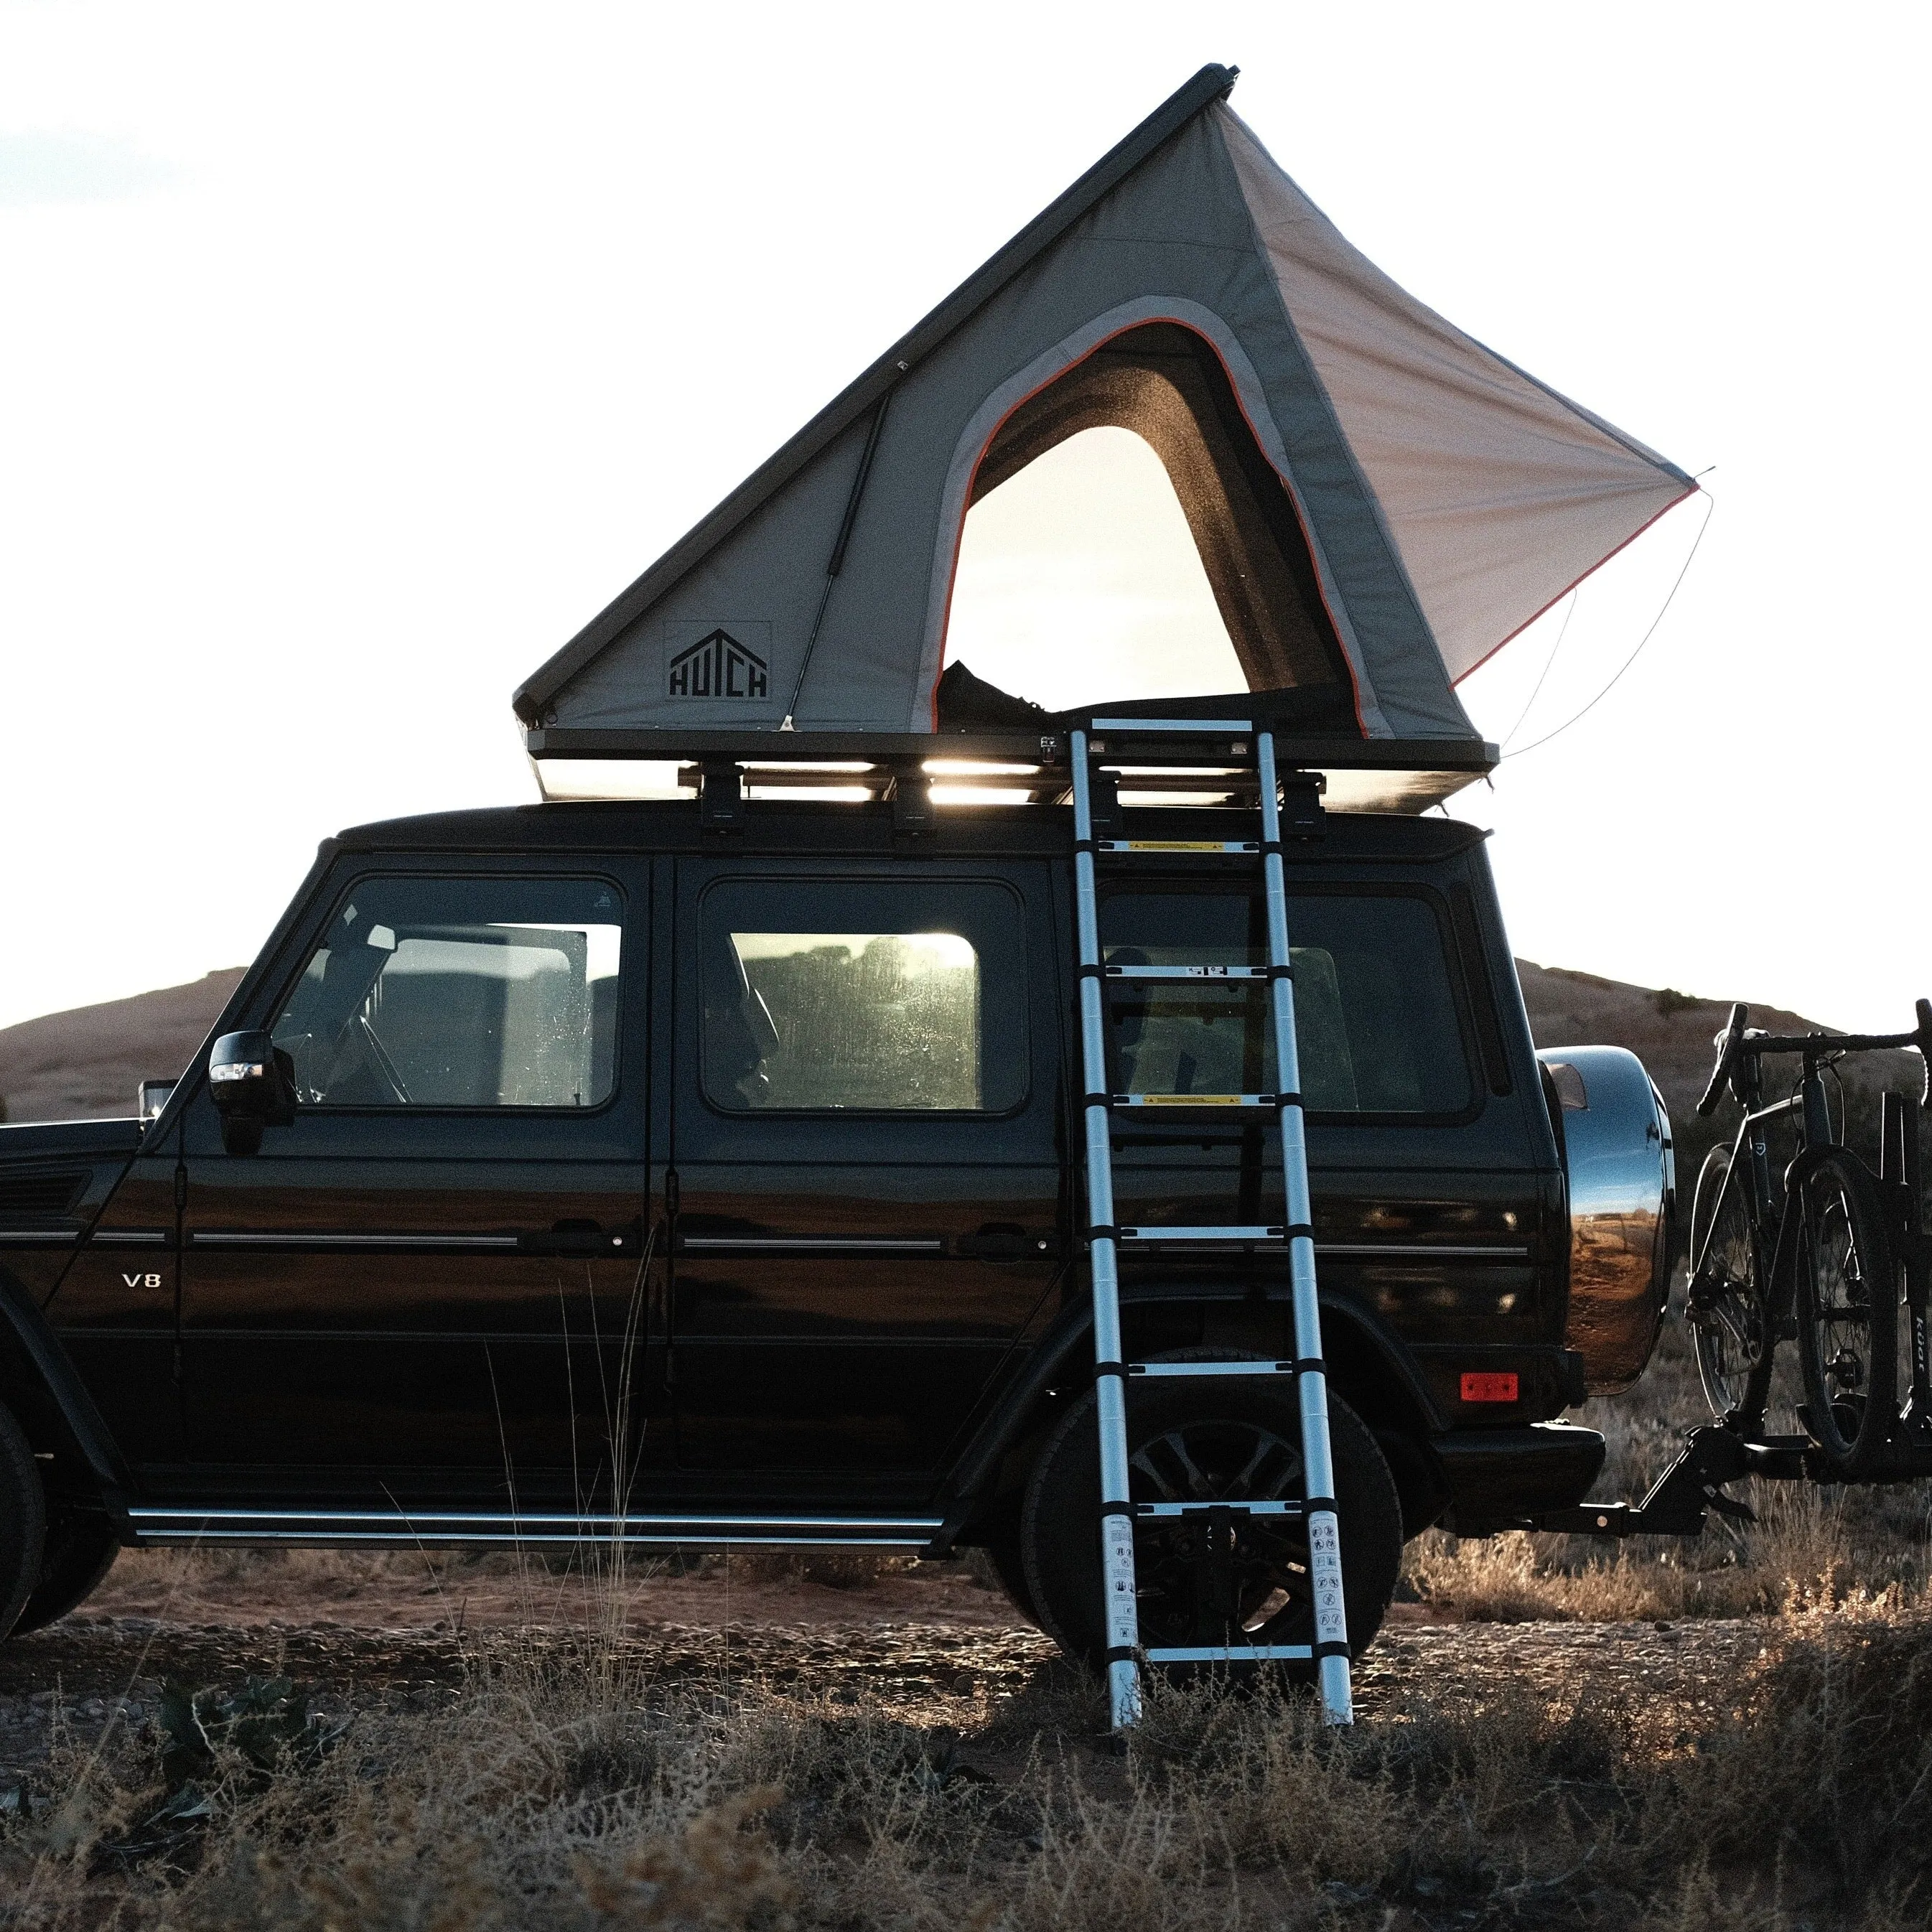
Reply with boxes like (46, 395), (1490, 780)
(1694, 997), (1932, 1115)
(1696, 1003), (1749, 1118)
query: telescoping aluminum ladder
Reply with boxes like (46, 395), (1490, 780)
(1070, 722), (1353, 1730)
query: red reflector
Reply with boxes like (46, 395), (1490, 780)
(1460, 1371), (1519, 1404)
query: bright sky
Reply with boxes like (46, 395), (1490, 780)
(4, 1), (1928, 1036)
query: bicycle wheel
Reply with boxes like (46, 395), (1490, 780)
(1795, 1148), (1898, 1476)
(1688, 1146), (1764, 1417)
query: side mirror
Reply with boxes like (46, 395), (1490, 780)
(207, 1031), (297, 1154)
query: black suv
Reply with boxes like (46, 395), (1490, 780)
(0, 783), (1670, 1669)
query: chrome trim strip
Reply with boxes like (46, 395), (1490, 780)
(0, 1229), (79, 1243)
(190, 1231), (522, 1250)
(1315, 1243), (1531, 1260)
(677, 1237), (946, 1255)
(90, 1230), (169, 1246)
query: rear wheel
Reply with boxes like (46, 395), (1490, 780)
(1689, 1147), (1764, 1418)
(1796, 1149), (1898, 1476)
(976, 1527), (1041, 1628)
(1019, 1354), (1402, 1681)
(0, 1401), (47, 1642)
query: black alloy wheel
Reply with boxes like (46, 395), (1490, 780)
(1796, 1149), (1898, 1476)
(0, 1400), (47, 1642)
(1689, 1146), (1765, 1419)
(1019, 1351), (1402, 1681)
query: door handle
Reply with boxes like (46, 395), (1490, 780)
(956, 1224), (1056, 1263)
(518, 1220), (644, 1258)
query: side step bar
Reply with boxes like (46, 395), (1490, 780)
(127, 1508), (943, 1549)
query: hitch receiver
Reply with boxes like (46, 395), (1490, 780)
(1535, 1424), (1759, 1537)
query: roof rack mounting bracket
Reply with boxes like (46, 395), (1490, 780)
(887, 760), (935, 842)
(1281, 774), (1326, 841)
(698, 760), (745, 836)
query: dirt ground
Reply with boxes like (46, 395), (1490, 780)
(0, 1549), (1770, 1786)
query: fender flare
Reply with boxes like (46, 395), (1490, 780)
(934, 1283), (1445, 1540)
(0, 1271), (132, 1525)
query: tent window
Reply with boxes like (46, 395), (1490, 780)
(942, 322), (1354, 721)
(947, 429), (1246, 712)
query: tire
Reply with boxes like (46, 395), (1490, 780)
(0, 1401), (47, 1642)
(13, 1516), (118, 1635)
(978, 1529), (1042, 1628)
(1019, 1352), (1402, 1680)
(1689, 1146), (1765, 1418)
(1796, 1148), (1898, 1477)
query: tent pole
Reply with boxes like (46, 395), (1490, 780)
(781, 389), (895, 730)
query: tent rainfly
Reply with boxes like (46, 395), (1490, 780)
(515, 63), (1694, 758)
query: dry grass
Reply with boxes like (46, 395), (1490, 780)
(12, 1292), (1932, 1926)
(1403, 1291), (1932, 1624)
(6, 1605), (1932, 1929)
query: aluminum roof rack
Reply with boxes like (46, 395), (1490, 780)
(525, 726), (1495, 815)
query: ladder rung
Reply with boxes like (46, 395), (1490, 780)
(1114, 1093), (1277, 1110)
(1135, 1498), (1302, 1516)
(1119, 1226), (1284, 1244)
(1098, 839), (1259, 855)
(1088, 717), (1254, 733)
(1106, 963), (1266, 981)
(1130, 1359), (1292, 1378)
(1144, 1645), (1313, 1664)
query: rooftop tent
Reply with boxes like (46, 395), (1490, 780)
(515, 63), (1693, 751)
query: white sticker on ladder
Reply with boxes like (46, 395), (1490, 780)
(1102, 1516), (1139, 1650)
(1307, 1511), (1347, 1646)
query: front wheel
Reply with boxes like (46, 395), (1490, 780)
(13, 1516), (118, 1635)
(1019, 1354), (1402, 1681)
(1688, 1146), (1765, 1419)
(1796, 1149), (1898, 1476)
(0, 1401), (47, 1642)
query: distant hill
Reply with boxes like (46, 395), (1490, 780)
(1514, 961), (1919, 1173)
(0, 958), (1915, 1129)
(0, 970), (245, 1123)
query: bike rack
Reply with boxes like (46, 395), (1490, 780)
(1536, 1078), (1932, 1539)
(1534, 1414), (1932, 1541)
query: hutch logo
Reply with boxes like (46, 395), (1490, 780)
(667, 627), (769, 700)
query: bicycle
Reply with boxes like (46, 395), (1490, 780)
(1686, 999), (1932, 1478)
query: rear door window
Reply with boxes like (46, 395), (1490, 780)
(1098, 890), (1473, 1117)
(699, 877), (1026, 1114)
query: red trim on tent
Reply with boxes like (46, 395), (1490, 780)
(925, 317), (1371, 737)
(1450, 483), (1702, 688)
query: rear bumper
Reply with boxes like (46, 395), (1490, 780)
(1433, 1423), (1607, 1534)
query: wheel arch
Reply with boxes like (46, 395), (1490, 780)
(935, 1283), (1448, 1547)
(0, 1272), (130, 1527)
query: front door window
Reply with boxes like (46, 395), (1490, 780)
(273, 876), (622, 1110)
